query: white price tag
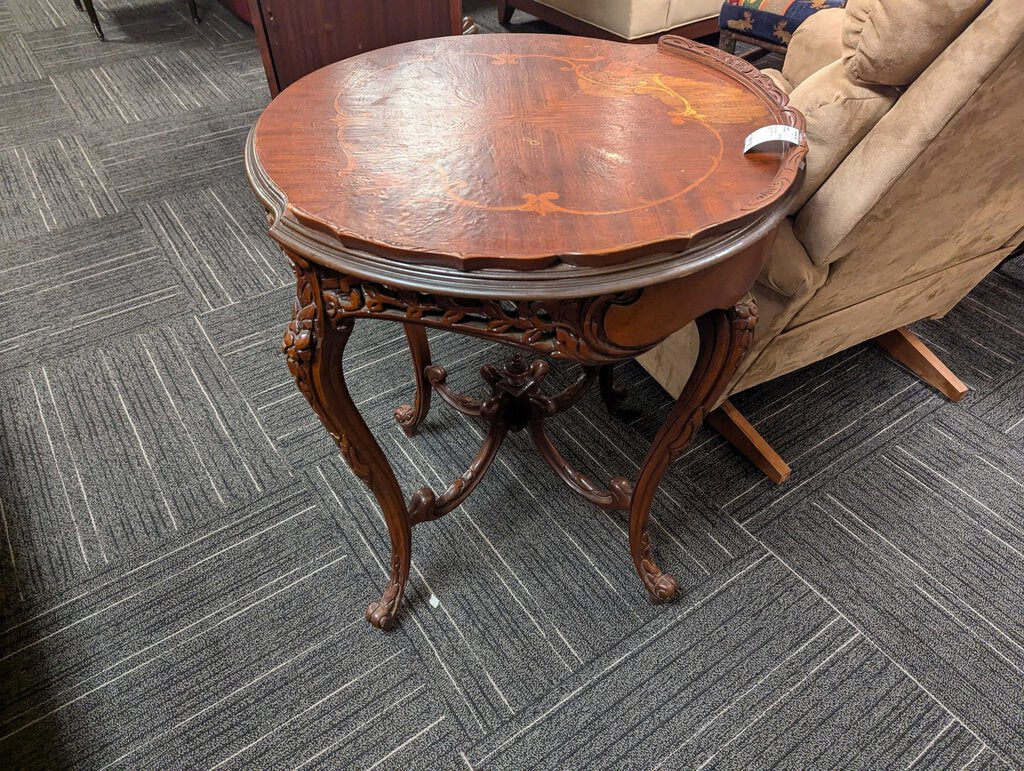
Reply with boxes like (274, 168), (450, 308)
(743, 124), (804, 154)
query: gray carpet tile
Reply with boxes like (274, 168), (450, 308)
(21, 18), (198, 73)
(708, 346), (943, 521)
(0, 30), (43, 85)
(539, 385), (759, 576)
(0, 77), (78, 147)
(6, 0), (115, 33)
(0, 132), (121, 241)
(208, 37), (270, 94)
(747, 408), (1024, 764)
(196, 283), (507, 462)
(0, 3), (15, 34)
(139, 180), (291, 310)
(913, 272), (1024, 395)
(1, 485), (308, 699)
(20, 8), (207, 74)
(0, 210), (191, 371)
(464, 0), (560, 35)
(1, 0), (1023, 766)
(0, 316), (288, 606)
(52, 47), (250, 125)
(0, 496), (437, 769)
(621, 340), (946, 523)
(969, 360), (1024, 436)
(1000, 254), (1024, 285)
(87, 93), (266, 205)
(465, 551), (981, 770)
(7, 0), (240, 38)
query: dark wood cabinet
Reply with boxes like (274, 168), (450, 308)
(249, 0), (462, 96)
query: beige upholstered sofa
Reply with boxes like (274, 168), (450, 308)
(638, 0), (1024, 481)
(499, 0), (723, 41)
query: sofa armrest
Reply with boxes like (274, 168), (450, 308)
(782, 7), (846, 87)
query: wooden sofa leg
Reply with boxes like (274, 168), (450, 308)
(498, 0), (515, 24)
(873, 326), (968, 401)
(706, 401), (792, 484)
(719, 30), (737, 53)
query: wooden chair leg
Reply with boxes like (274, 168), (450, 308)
(719, 30), (737, 54)
(498, 0), (515, 24)
(82, 0), (103, 38)
(706, 400), (791, 484)
(873, 326), (968, 402)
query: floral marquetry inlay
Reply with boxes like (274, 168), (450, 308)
(331, 49), (725, 220)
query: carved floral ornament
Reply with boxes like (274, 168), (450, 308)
(279, 250), (649, 366)
(318, 272), (648, 364)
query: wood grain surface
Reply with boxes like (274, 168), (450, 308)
(252, 34), (803, 271)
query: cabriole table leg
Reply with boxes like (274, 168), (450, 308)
(281, 255), (758, 626)
(281, 256), (413, 630)
(395, 323), (433, 437)
(628, 300), (758, 603)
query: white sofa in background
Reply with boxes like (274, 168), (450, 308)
(498, 0), (723, 41)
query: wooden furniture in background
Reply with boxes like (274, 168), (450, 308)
(248, 0), (463, 96)
(247, 33), (806, 629)
(499, 0), (720, 41)
(874, 327), (969, 402)
(74, 0), (199, 40)
(706, 401), (791, 483)
(718, 0), (846, 58)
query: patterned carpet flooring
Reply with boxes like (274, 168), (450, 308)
(1, 0), (1023, 768)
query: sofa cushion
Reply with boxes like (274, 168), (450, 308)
(842, 0), (988, 85)
(760, 67), (793, 93)
(537, 0), (720, 39)
(759, 215), (828, 297)
(635, 321), (699, 399)
(667, 0), (730, 29)
(533, 0), (661, 39)
(720, 0), (846, 46)
(787, 59), (898, 210)
(782, 7), (845, 86)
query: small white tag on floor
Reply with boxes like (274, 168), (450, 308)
(428, 594), (440, 609)
(743, 124), (804, 154)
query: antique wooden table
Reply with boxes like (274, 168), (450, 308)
(246, 33), (805, 630)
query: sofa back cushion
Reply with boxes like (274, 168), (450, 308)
(782, 7), (846, 87)
(842, 0), (989, 85)
(787, 60), (897, 210)
(793, 0), (1024, 324)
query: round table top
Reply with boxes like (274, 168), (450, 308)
(249, 33), (804, 282)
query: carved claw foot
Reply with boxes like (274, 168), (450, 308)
(608, 476), (634, 509)
(394, 403), (420, 437)
(395, 324), (432, 437)
(643, 568), (679, 604)
(633, 530), (679, 604)
(365, 582), (403, 630)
